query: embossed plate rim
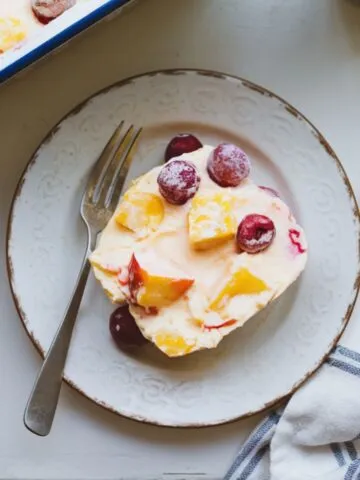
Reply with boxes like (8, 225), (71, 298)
(6, 69), (360, 427)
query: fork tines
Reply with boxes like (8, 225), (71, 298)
(87, 122), (142, 211)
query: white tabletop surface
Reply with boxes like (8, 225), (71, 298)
(1, 0), (360, 478)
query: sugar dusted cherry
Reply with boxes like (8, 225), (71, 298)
(207, 143), (250, 187)
(157, 159), (200, 205)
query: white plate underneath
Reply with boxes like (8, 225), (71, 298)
(7, 69), (360, 427)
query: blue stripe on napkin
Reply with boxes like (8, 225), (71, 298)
(327, 358), (360, 377)
(345, 458), (360, 479)
(335, 346), (360, 364)
(327, 345), (360, 377)
(331, 443), (346, 467)
(235, 446), (268, 480)
(345, 442), (358, 462)
(224, 412), (280, 480)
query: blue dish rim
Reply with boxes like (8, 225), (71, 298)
(0, 0), (132, 84)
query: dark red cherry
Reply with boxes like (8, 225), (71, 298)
(236, 214), (275, 254)
(165, 134), (203, 162)
(109, 305), (147, 348)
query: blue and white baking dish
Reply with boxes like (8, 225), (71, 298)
(0, 0), (135, 85)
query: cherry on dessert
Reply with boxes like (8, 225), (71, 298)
(207, 143), (250, 187)
(165, 134), (203, 162)
(32, 0), (76, 24)
(109, 305), (147, 348)
(157, 159), (200, 205)
(236, 214), (275, 253)
(259, 186), (280, 198)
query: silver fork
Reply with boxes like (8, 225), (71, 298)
(24, 122), (142, 437)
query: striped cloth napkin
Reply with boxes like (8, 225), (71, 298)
(224, 306), (360, 480)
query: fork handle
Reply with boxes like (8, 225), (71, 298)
(24, 248), (92, 436)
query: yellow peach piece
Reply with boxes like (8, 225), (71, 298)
(115, 190), (164, 237)
(137, 276), (194, 308)
(0, 18), (26, 53)
(188, 193), (237, 250)
(128, 253), (194, 308)
(210, 268), (268, 310)
(155, 333), (195, 357)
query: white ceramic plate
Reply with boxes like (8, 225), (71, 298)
(7, 70), (360, 427)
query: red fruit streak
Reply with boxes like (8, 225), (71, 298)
(204, 319), (237, 330)
(289, 229), (306, 254)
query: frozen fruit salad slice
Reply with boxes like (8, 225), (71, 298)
(91, 139), (308, 358)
